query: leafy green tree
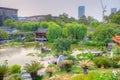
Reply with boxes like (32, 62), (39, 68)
(63, 22), (87, 40)
(92, 24), (115, 43)
(39, 22), (49, 28)
(52, 38), (71, 55)
(24, 60), (44, 80)
(47, 22), (62, 42)
(3, 19), (14, 28)
(90, 20), (100, 29)
(0, 29), (10, 41)
(21, 22), (38, 31)
(110, 12), (120, 24)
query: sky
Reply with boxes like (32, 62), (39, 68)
(0, 0), (120, 21)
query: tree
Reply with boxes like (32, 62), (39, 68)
(78, 15), (88, 25)
(90, 20), (100, 29)
(24, 60), (44, 80)
(21, 22), (38, 31)
(3, 19), (14, 28)
(110, 12), (120, 24)
(47, 22), (62, 42)
(92, 24), (115, 44)
(63, 22), (87, 40)
(55, 13), (76, 23)
(77, 53), (94, 74)
(52, 38), (71, 55)
(44, 14), (54, 22)
(0, 29), (10, 41)
(39, 22), (49, 28)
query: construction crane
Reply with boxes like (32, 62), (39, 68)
(100, 0), (107, 22)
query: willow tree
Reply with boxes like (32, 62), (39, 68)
(47, 22), (62, 42)
(63, 22), (87, 40)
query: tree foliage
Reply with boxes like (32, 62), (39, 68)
(110, 12), (120, 24)
(47, 22), (62, 42)
(21, 22), (38, 31)
(63, 22), (87, 40)
(0, 29), (10, 41)
(52, 38), (71, 54)
(92, 24), (116, 43)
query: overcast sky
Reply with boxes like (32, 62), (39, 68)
(0, 0), (120, 21)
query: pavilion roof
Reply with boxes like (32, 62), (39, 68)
(112, 36), (120, 46)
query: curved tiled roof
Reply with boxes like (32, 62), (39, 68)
(112, 36), (120, 45)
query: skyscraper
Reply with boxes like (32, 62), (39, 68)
(111, 8), (117, 14)
(78, 6), (85, 19)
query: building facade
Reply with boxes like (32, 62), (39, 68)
(0, 7), (18, 26)
(78, 6), (85, 19)
(111, 8), (117, 14)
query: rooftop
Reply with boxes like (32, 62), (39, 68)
(0, 7), (18, 11)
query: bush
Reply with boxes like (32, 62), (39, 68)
(9, 65), (21, 74)
(46, 64), (59, 77)
(4, 73), (20, 80)
(111, 61), (120, 68)
(71, 40), (80, 44)
(25, 34), (35, 42)
(71, 65), (82, 74)
(112, 55), (120, 62)
(69, 72), (120, 80)
(84, 41), (105, 46)
(93, 57), (111, 68)
(61, 60), (73, 72)
(12, 38), (22, 42)
(112, 46), (120, 55)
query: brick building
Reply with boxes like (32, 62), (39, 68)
(0, 7), (18, 26)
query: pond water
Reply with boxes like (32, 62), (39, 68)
(0, 47), (41, 66)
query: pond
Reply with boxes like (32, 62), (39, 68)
(0, 47), (41, 66)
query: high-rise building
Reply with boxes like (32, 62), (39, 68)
(78, 6), (85, 19)
(0, 7), (18, 26)
(111, 8), (117, 14)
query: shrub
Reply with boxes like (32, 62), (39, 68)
(111, 61), (120, 68)
(61, 60), (73, 72)
(71, 40), (80, 44)
(0, 64), (8, 80)
(112, 55), (120, 62)
(4, 73), (20, 80)
(25, 34), (35, 42)
(71, 65), (82, 74)
(9, 65), (21, 74)
(12, 38), (22, 42)
(84, 41), (105, 46)
(46, 64), (59, 77)
(69, 72), (120, 80)
(93, 57), (111, 68)
(112, 46), (120, 55)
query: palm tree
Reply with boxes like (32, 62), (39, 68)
(0, 64), (8, 80)
(77, 53), (94, 74)
(24, 60), (44, 80)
